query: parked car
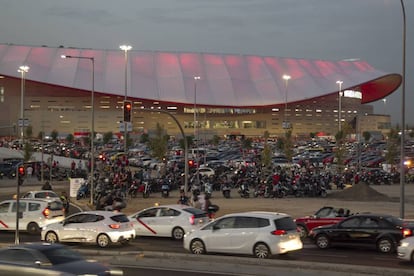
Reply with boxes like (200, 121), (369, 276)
(21, 190), (61, 202)
(41, 210), (136, 248)
(309, 213), (414, 253)
(0, 242), (122, 275)
(197, 166), (215, 177)
(0, 199), (65, 234)
(183, 211), (303, 258)
(0, 162), (16, 179)
(294, 206), (352, 239)
(397, 236), (414, 262)
(129, 204), (209, 240)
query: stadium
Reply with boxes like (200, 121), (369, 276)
(0, 44), (401, 140)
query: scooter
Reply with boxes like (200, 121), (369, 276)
(222, 183), (231, 198)
(238, 183), (250, 198)
(138, 181), (151, 198)
(161, 183), (170, 198)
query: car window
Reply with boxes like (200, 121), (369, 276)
(66, 214), (86, 224)
(274, 217), (297, 231)
(360, 217), (379, 228)
(182, 207), (206, 216)
(213, 217), (236, 229)
(11, 202), (26, 212)
(139, 208), (158, 218)
(111, 214), (130, 223)
(315, 207), (333, 217)
(48, 201), (64, 211)
(43, 247), (83, 265)
(79, 214), (101, 223)
(340, 217), (361, 228)
(0, 202), (10, 213)
(234, 216), (269, 228)
(28, 202), (40, 212)
(160, 208), (179, 217)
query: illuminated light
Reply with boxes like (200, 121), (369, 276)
(167, 106), (178, 110)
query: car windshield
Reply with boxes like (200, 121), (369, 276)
(385, 216), (404, 227)
(42, 247), (83, 265)
(182, 207), (207, 216)
(274, 217), (297, 231)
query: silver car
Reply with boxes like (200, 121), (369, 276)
(129, 204), (210, 240)
(41, 210), (136, 248)
(184, 211), (303, 258)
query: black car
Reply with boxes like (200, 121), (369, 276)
(309, 213), (414, 253)
(0, 243), (122, 275)
(0, 162), (16, 179)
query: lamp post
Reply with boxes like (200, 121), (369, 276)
(336, 80), (343, 132)
(120, 45), (132, 154)
(193, 76), (200, 184)
(399, 0), (406, 219)
(282, 74), (291, 130)
(61, 55), (95, 205)
(382, 98), (387, 114)
(17, 65), (29, 141)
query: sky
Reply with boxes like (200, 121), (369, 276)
(0, 0), (412, 126)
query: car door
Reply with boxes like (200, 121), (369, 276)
(329, 217), (362, 244)
(76, 214), (102, 242)
(201, 216), (236, 253)
(231, 216), (263, 253)
(11, 201), (27, 230)
(132, 208), (160, 237)
(59, 213), (87, 241)
(0, 201), (13, 230)
(155, 207), (180, 237)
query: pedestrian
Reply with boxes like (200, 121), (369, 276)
(42, 181), (52, 190)
(26, 165), (33, 178)
(60, 191), (70, 216)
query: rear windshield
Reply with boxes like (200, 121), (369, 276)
(48, 201), (64, 211)
(111, 214), (130, 223)
(183, 207), (208, 217)
(274, 216), (297, 231)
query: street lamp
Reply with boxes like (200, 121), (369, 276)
(336, 80), (343, 132)
(282, 74), (291, 130)
(120, 45), (132, 154)
(61, 55), (95, 205)
(17, 65), (29, 141)
(382, 98), (387, 114)
(193, 76), (200, 185)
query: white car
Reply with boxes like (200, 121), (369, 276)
(197, 167), (215, 177)
(184, 211), (303, 258)
(21, 190), (61, 202)
(129, 204), (210, 240)
(0, 199), (64, 234)
(398, 236), (414, 262)
(41, 210), (136, 248)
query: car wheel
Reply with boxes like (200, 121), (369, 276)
(377, 237), (394, 253)
(172, 227), (185, 240)
(315, 234), (330, 249)
(27, 222), (40, 235)
(45, 231), (59, 243)
(253, 242), (271, 258)
(297, 224), (308, 240)
(411, 251), (414, 262)
(97, 233), (111, 248)
(190, 239), (206, 254)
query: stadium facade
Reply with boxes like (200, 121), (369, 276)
(0, 44), (400, 140)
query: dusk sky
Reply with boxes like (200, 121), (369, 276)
(0, 0), (412, 125)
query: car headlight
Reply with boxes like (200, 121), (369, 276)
(400, 241), (410, 247)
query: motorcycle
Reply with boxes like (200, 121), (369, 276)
(138, 181), (152, 198)
(254, 183), (271, 198)
(222, 183), (231, 198)
(128, 181), (139, 198)
(238, 183), (250, 198)
(161, 183), (170, 198)
(76, 182), (90, 200)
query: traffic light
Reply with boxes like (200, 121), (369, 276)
(17, 165), (25, 185)
(123, 100), (132, 122)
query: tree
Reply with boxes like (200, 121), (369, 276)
(148, 123), (169, 161)
(261, 143), (272, 173)
(37, 131), (44, 140)
(66, 133), (74, 144)
(334, 122), (352, 173)
(23, 141), (33, 162)
(51, 130), (59, 142)
(283, 130), (294, 161)
(103, 131), (113, 145)
(385, 127), (399, 166)
(210, 135), (221, 146)
(179, 136), (193, 151)
(362, 131), (371, 143)
(140, 133), (150, 144)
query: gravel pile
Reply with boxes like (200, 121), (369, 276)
(329, 183), (391, 201)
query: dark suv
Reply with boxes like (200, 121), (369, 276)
(309, 213), (414, 253)
(0, 162), (16, 179)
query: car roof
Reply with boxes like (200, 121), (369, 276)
(221, 211), (291, 219)
(71, 210), (127, 216)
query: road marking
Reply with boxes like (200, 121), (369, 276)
(0, 220), (8, 228)
(137, 218), (157, 234)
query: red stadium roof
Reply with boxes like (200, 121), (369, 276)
(0, 44), (401, 107)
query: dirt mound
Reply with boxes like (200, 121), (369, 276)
(329, 183), (391, 201)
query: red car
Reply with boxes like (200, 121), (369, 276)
(294, 206), (352, 239)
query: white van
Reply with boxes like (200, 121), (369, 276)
(0, 199), (65, 234)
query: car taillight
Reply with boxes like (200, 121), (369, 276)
(189, 215), (195, 225)
(42, 208), (50, 218)
(271, 229), (287, 235)
(403, 228), (412, 237)
(109, 224), (121, 229)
